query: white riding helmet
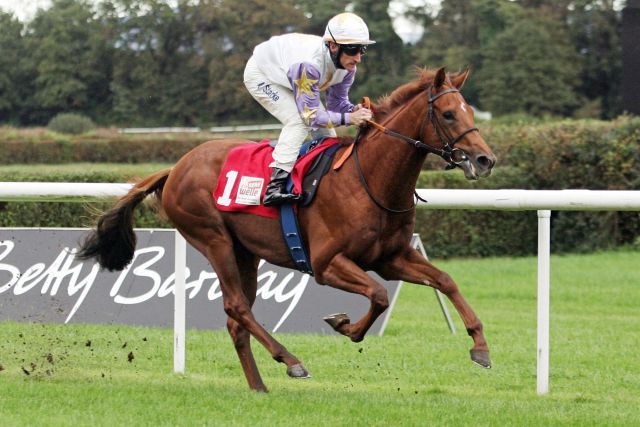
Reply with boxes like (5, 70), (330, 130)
(322, 13), (376, 45)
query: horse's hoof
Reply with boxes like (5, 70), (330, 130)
(470, 349), (491, 369)
(287, 363), (311, 379)
(323, 313), (350, 330)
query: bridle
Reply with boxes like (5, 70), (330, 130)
(366, 83), (479, 168)
(353, 83), (480, 214)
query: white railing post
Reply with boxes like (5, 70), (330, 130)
(173, 231), (186, 374)
(537, 210), (551, 395)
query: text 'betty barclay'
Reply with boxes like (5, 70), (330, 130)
(0, 240), (309, 331)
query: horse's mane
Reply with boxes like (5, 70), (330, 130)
(373, 68), (438, 121)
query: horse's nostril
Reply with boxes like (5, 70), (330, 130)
(477, 155), (495, 170)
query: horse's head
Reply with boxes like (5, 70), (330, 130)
(424, 67), (496, 179)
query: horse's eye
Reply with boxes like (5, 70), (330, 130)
(443, 111), (455, 121)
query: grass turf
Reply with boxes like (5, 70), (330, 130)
(0, 250), (638, 426)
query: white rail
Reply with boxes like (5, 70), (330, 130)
(3, 184), (640, 210)
(2, 183), (640, 395)
(415, 189), (640, 211)
(0, 182), (133, 202)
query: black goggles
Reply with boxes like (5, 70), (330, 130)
(341, 44), (367, 56)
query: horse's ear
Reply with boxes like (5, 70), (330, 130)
(434, 67), (446, 88)
(451, 67), (471, 90)
(369, 102), (378, 117)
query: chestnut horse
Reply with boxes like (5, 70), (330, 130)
(79, 67), (496, 392)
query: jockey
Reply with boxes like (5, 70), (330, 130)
(244, 12), (375, 206)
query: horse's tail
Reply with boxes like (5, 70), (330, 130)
(77, 169), (171, 271)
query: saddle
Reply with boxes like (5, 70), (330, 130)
(213, 137), (341, 218)
(292, 139), (342, 207)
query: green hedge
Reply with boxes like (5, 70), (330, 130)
(414, 167), (537, 257)
(0, 202), (164, 229)
(0, 165), (171, 229)
(0, 163), (172, 182)
(0, 130), (279, 164)
(1, 117), (639, 256)
(483, 117), (640, 189)
(414, 168), (639, 257)
(0, 137), (204, 164)
(414, 116), (640, 257)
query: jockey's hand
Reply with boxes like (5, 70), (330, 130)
(349, 108), (373, 126)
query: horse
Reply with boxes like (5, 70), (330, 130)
(78, 67), (496, 392)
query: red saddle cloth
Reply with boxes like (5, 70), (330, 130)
(213, 138), (340, 218)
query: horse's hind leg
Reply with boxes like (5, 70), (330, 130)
(181, 229), (310, 390)
(227, 316), (267, 391)
(199, 235), (311, 385)
(225, 245), (266, 391)
(378, 248), (491, 368)
(178, 228), (268, 390)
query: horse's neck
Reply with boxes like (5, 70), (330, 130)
(358, 96), (428, 204)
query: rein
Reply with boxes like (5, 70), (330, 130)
(348, 84), (480, 214)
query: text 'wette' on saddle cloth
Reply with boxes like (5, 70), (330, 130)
(213, 138), (340, 218)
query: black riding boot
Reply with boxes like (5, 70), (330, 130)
(263, 168), (303, 206)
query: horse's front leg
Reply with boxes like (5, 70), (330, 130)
(379, 248), (491, 368)
(315, 253), (390, 343)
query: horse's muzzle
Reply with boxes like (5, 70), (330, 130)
(461, 152), (496, 180)
(475, 153), (496, 177)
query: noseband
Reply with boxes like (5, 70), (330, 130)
(352, 83), (480, 213)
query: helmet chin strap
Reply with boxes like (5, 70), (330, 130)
(326, 27), (345, 69)
(328, 46), (345, 69)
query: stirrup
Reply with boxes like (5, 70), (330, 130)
(263, 168), (302, 206)
(264, 191), (302, 207)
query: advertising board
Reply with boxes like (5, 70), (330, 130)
(0, 228), (407, 335)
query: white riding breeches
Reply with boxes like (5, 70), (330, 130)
(243, 56), (336, 173)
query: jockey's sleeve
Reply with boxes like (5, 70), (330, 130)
(326, 70), (356, 114)
(287, 62), (352, 128)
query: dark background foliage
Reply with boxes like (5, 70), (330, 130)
(0, 0), (628, 126)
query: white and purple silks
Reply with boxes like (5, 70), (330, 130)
(244, 33), (357, 172)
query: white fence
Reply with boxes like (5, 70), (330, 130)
(414, 189), (640, 394)
(2, 183), (640, 395)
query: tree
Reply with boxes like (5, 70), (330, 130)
(1, 0), (622, 125)
(512, 0), (622, 117)
(410, 0), (523, 105)
(350, 0), (411, 100)
(0, 13), (31, 124)
(478, 11), (581, 116)
(566, 0), (622, 118)
(294, 0), (339, 36)
(25, 0), (112, 123)
(105, 0), (211, 125)
(199, 0), (307, 122)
